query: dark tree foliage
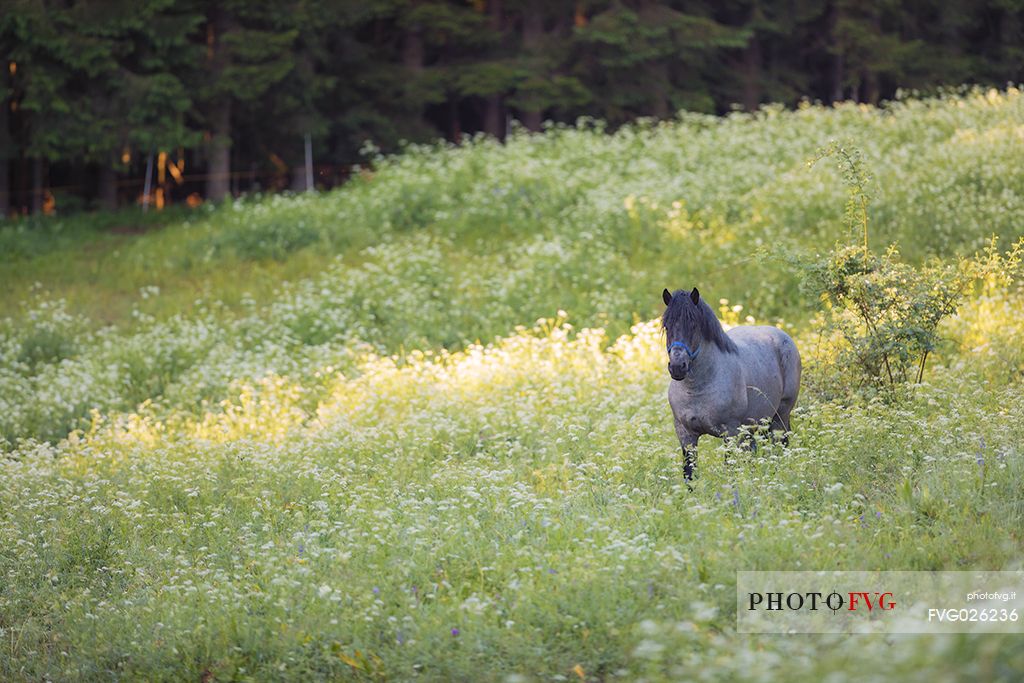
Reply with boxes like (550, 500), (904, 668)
(2, 0), (1024, 214)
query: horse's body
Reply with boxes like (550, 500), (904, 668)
(662, 288), (801, 479)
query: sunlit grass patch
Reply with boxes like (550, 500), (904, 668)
(3, 89), (1024, 681)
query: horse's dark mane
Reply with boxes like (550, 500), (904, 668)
(661, 290), (739, 354)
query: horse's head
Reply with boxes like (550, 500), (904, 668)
(661, 287), (704, 381)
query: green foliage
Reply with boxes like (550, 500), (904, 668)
(573, 2), (745, 119)
(13, 298), (83, 369)
(809, 140), (872, 249)
(5, 88), (1024, 341)
(2, 318), (1024, 680)
(802, 243), (970, 396)
(802, 142), (1024, 399)
(199, 196), (328, 261)
(2, 90), (1024, 680)
(8, 0), (200, 164)
(8, 0), (1024, 214)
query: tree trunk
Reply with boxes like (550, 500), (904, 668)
(206, 101), (231, 201)
(0, 93), (9, 217)
(520, 8), (544, 131)
(31, 157), (44, 214)
(449, 98), (462, 143)
(827, 2), (844, 103)
(403, 26), (424, 73)
(742, 34), (763, 112)
(860, 10), (881, 105)
(403, 12), (426, 129)
(998, 8), (1020, 61)
(483, 0), (505, 139)
(69, 161), (86, 209)
(861, 68), (879, 105)
(651, 93), (669, 118)
(205, 8), (232, 202)
(290, 164), (306, 192)
(521, 109), (542, 132)
(0, 155), (7, 218)
(483, 96), (503, 138)
(99, 162), (117, 211)
(522, 9), (542, 49)
(650, 62), (670, 118)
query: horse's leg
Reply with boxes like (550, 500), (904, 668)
(683, 443), (698, 481)
(773, 343), (800, 448)
(771, 403), (794, 447)
(674, 422), (699, 481)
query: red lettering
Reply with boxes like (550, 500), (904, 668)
(848, 592), (872, 611)
(847, 591), (896, 611)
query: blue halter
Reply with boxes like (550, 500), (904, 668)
(669, 340), (701, 360)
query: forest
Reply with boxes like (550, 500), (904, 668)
(3, 0), (1024, 215)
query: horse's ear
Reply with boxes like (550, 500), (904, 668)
(690, 287), (700, 305)
(662, 288), (673, 306)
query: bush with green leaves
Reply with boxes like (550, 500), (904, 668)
(799, 143), (1023, 399)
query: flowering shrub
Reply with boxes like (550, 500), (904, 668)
(800, 143), (1024, 399)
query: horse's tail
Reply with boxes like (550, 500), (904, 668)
(776, 330), (801, 411)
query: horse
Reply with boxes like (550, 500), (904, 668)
(661, 287), (801, 480)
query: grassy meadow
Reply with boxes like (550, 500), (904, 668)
(2, 88), (1024, 681)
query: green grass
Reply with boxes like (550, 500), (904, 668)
(2, 88), (1024, 681)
